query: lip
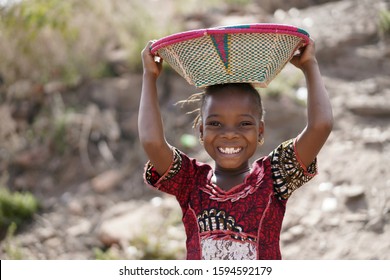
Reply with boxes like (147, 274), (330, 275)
(217, 146), (243, 155)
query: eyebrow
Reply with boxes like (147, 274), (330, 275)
(205, 114), (256, 120)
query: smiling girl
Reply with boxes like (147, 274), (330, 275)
(138, 38), (333, 260)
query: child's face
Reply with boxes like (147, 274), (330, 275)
(200, 88), (264, 171)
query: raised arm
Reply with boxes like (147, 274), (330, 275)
(290, 39), (333, 168)
(138, 41), (173, 176)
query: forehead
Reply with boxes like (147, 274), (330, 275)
(203, 87), (260, 116)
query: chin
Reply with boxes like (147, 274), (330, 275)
(217, 160), (247, 170)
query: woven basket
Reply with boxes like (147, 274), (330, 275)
(151, 23), (310, 88)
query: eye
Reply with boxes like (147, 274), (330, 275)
(240, 121), (254, 127)
(206, 121), (221, 127)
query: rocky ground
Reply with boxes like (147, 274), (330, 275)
(1, 0), (389, 260)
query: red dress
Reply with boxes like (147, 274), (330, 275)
(144, 138), (317, 260)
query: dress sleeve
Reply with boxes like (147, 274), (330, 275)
(269, 138), (318, 200)
(144, 148), (194, 205)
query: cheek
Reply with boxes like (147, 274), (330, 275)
(202, 130), (216, 142)
(246, 131), (262, 149)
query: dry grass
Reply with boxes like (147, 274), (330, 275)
(0, 0), (181, 86)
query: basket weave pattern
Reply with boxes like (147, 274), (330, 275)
(153, 24), (309, 88)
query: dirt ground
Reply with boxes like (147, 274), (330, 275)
(1, 0), (389, 260)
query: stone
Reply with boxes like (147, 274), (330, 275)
(345, 213), (369, 223)
(43, 81), (67, 95)
(91, 169), (125, 193)
(97, 197), (182, 247)
(348, 100), (390, 117)
(68, 200), (84, 216)
(321, 197), (338, 212)
(340, 185), (366, 200)
(365, 216), (385, 233)
(301, 210), (322, 226)
(7, 80), (34, 100)
(66, 219), (92, 237)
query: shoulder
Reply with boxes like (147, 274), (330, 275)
(269, 138), (318, 200)
(145, 147), (211, 185)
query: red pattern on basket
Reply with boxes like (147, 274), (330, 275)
(210, 34), (230, 71)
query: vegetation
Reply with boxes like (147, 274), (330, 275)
(378, 8), (390, 39)
(94, 247), (120, 260)
(131, 228), (185, 260)
(3, 222), (24, 260)
(0, 0), (257, 88)
(0, 0), (180, 87)
(262, 66), (306, 104)
(0, 187), (39, 230)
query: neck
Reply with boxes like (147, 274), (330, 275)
(214, 165), (251, 177)
(212, 165), (251, 191)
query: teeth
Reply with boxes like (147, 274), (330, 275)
(218, 147), (242, 154)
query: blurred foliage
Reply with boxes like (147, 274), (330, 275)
(0, 0), (180, 86)
(0, 187), (39, 230)
(50, 105), (78, 155)
(379, 8), (390, 38)
(1, 0), (74, 40)
(0, 0), (256, 88)
(94, 247), (120, 260)
(225, 0), (251, 7)
(132, 234), (181, 260)
(172, 0), (250, 13)
(262, 67), (304, 99)
(3, 222), (24, 259)
(0, 0), (77, 85)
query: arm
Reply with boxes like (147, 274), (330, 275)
(290, 39), (333, 168)
(138, 41), (173, 176)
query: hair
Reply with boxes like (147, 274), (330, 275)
(178, 83), (265, 128)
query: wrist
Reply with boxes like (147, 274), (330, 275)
(143, 71), (159, 80)
(301, 59), (319, 73)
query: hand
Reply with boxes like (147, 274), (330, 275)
(142, 40), (163, 78)
(290, 39), (317, 71)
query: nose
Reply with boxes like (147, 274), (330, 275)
(220, 126), (239, 139)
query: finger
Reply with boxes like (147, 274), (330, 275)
(143, 40), (155, 52)
(150, 40), (162, 58)
(148, 40), (157, 50)
(305, 38), (315, 50)
(148, 40), (163, 62)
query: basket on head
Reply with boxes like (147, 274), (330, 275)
(150, 23), (310, 88)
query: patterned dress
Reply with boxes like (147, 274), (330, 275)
(144, 138), (317, 260)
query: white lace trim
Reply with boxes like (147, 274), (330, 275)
(201, 237), (257, 260)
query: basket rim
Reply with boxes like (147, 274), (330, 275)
(150, 23), (310, 55)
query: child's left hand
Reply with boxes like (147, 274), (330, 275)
(290, 39), (317, 71)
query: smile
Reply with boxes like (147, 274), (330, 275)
(218, 147), (242, 155)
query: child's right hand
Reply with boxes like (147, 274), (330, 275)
(142, 41), (163, 78)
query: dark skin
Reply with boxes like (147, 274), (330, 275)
(139, 39), (333, 191)
(199, 88), (264, 191)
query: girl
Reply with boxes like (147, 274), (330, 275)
(138, 39), (333, 260)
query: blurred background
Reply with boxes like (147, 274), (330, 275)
(0, 0), (389, 259)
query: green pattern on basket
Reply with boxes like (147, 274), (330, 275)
(158, 32), (303, 88)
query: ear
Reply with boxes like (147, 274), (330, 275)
(199, 123), (204, 141)
(258, 121), (265, 138)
